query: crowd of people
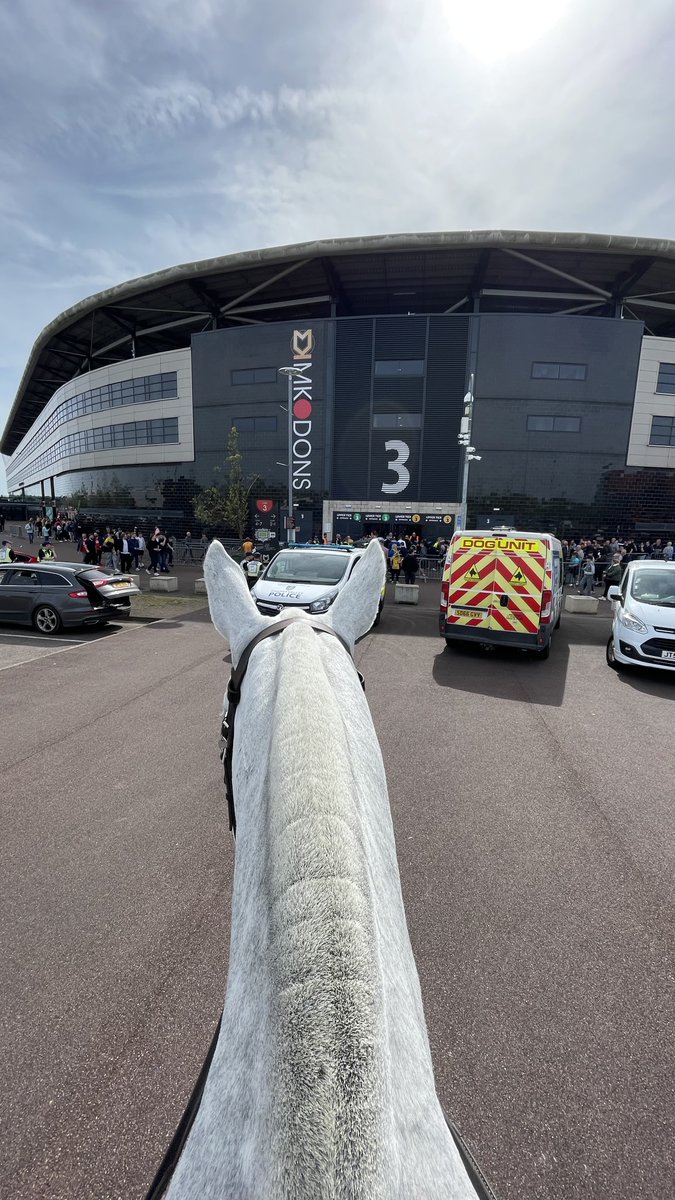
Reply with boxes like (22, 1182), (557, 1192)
(76, 527), (211, 574)
(563, 537), (674, 596)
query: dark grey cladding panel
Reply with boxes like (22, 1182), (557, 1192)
(420, 316), (470, 502)
(191, 321), (328, 500)
(475, 314), (643, 404)
(374, 316), (427, 358)
(332, 319), (373, 499)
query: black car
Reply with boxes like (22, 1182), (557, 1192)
(0, 562), (140, 634)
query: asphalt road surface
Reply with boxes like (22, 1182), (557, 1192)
(2, 590), (673, 1200)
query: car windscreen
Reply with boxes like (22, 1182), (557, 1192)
(264, 551), (351, 586)
(630, 569), (675, 608)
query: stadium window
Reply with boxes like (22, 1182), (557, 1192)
(231, 367), (277, 385)
(532, 361), (587, 381)
(656, 364), (675, 394)
(372, 413), (422, 428)
(649, 416), (675, 445)
(374, 360), (425, 377)
(527, 415), (581, 432)
(231, 416), (277, 433)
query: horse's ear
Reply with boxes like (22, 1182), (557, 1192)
(203, 540), (268, 663)
(326, 539), (386, 651)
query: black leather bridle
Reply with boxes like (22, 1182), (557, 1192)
(219, 615), (365, 838)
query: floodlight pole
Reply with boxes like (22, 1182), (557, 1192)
(458, 373), (475, 532)
(278, 367), (305, 544)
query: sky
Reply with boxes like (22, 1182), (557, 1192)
(2, 0), (675, 494)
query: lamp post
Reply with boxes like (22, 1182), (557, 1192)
(278, 366), (306, 544)
(457, 372), (481, 532)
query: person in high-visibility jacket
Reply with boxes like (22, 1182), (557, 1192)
(38, 542), (56, 562)
(0, 540), (16, 563)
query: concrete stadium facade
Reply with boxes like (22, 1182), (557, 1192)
(3, 230), (675, 541)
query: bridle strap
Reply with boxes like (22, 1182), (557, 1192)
(220, 617), (364, 838)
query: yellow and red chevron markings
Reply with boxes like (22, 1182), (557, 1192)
(445, 543), (548, 634)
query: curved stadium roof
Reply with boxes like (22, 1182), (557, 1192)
(5, 228), (675, 455)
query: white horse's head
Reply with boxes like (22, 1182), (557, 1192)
(203, 538), (386, 662)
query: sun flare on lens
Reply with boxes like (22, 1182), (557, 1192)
(444, 0), (567, 62)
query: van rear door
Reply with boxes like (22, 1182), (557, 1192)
(487, 541), (547, 637)
(444, 541), (496, 633)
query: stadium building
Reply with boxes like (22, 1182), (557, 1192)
(3, 230), (675, 543)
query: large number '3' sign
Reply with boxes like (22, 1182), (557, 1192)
(381, 439), (410, 495)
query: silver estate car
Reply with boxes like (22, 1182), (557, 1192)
(0, 562), (140, 633)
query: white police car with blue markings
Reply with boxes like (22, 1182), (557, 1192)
(252, 544), (384, 624)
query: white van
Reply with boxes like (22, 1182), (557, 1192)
(439, 530), (563, 658)
(606, 561), (675, 672)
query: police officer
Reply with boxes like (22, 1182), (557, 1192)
(38, 541), (56, 562)
(0, 540), (15, 563)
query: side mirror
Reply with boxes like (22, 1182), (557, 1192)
(607, 586), (622, 601)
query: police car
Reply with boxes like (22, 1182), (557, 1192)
(252, 544), (384, 624)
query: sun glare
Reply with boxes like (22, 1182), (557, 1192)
(445, 0), (567, 63)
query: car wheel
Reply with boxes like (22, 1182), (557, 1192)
(554, 612), (561, 630)
(33, 605), (62, 635)
(445, 637), (461, 649)
(606, 635), (620, 670)
(536, 641), (550, 660)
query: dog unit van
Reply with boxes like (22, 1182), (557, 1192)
(439, 530), (563, 658)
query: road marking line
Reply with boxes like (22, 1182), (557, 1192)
(0, 632), (87, 643)
(0, 644), (82, 671)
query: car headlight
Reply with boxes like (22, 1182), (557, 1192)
(309, 594), (336, 613)
(619, 610), (647, 634)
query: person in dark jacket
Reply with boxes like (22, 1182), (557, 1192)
(401, 550), (419, 586)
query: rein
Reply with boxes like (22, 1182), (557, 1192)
(219, 615), (365, 838)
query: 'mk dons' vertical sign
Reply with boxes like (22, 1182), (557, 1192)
(289, 329), (314, 492)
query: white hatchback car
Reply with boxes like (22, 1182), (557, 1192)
(252, 544), (384, 623)
(606, 561), (675, 672)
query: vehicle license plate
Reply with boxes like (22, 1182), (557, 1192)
(452, 605), (486, 616)
(113, 581), (130, 589)
(661, 649), (675, 660)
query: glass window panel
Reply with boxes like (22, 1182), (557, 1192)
(232, 417), (254, 431)
(373, 413), (422, 428)
(374, 360), (424, 376)
(553, 416), (581, 432)
(527, 416), (555, 431)
(558, 363), (587, 380)
(531, 362), (560, 379)
(254, 368), (277, 384)
(255, 416), (277, 432)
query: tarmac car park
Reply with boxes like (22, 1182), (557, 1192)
(0, 562), (140, 634)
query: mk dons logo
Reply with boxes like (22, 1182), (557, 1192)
(286, 329), (315, 492)
(291, 329), (314, 360)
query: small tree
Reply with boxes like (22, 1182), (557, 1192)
(224, 425), (258, 540)
(193, 484), (229, 529)
(193, 426), (258, 537)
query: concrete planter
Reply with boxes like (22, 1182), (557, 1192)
(395, 582), (419, 604)
(194, 578), (207, 594)
(149, 575), (178, 593)
(565, 594), (600, 614)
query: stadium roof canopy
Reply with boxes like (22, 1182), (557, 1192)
(5, 227), (675, 454)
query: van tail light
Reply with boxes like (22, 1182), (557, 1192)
(69, 590), (88, 598)
(541, 589), (553, 623)
(440, 578), (450, 610)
